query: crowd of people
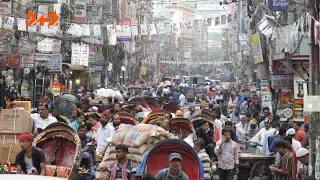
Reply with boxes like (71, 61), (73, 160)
(5, 86), (312, 180)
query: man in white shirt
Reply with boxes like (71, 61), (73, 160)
(179, 93), (186, 108)
(235, 115), (249, 142)
(30, 103), (57, 136)
(286, 128), (302, 152)
(214, 91), (224, 104)
(249, 118), (272, 145)
(96, 110), (116, 154)
(263, 121), (281, 155)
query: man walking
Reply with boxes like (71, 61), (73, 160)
(214, 128), (239, 180)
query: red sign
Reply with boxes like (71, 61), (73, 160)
(25, 12), (59, 26)
(0, 55), (21, 68)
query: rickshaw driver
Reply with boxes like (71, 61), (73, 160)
(155, 152), (189, 180)
(15, 132), (46, 175)
(106, 144), (137, 180)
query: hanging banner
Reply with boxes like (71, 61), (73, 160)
(0, 1), (12, 16)
(251, 33), (264, 64)
(80, 43), (89, 66)
(293, 75), (307, 99)
(74, 0), (86, 23)
(119, 19), (131, 39)
(71, 43), (81, 65)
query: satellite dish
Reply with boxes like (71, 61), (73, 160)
(284, 108), (293, 118)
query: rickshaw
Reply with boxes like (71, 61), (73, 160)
(121, 102), (138, 112)
(190, 114), (215, 132)
(117, 111), (139, 125)
(129, 97), (150, 109)
(143, 97), (160, 110)
(136, 139), (204, 180)
(128, 83), (146, 96)
(32, 122), (81, 179)
(142, 109), (168, 124)
(240, 85), (252, 99)
(200, 108), (213, 118)
(169, 118), (195, 139)
(161, 100), (178, 114)
(56, 94), (79, 119)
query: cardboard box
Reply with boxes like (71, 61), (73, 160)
(0, 133), (19, 145)
(13, 101), (32, 111)
(0, 109), (33, 134)
(0, 144), (21, 163)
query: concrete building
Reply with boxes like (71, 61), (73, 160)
(152, 0), (195, 75)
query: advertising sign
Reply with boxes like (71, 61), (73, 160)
(268, 0), (289, 11)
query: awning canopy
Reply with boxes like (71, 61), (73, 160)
(62, 63), (85, 71)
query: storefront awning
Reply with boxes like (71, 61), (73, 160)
(62, 63), (85, 71)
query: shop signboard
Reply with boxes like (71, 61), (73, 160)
(21, 54), (34, 68)
(271, 74), (293, 89)
(35, 54), (62, 73)
(0, 55), (21, 68)
(74, 0), (86, 23)
(87, 6), (102, 23)
(0, 1), (12, 16)
(118, 19), (131, 40)
(293, 75), (308, 99)
(268, 0), (289, 11)
(260, 80), (273, 114)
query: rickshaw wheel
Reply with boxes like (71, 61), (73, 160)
(249, 161), (272, 180)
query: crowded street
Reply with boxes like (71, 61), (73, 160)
(0, 0), (319, 180)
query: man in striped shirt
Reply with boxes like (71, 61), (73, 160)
(194, 138), (213, 180)
(269, 141), (295, 180)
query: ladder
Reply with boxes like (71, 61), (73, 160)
(33, 77), (45, 108)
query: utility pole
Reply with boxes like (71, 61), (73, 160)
(308, 0), (320, 177)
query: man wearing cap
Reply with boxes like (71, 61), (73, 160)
(296, 148), (311, 176)
(15, 133), (46, 175)
(249, 117), (272, 145)
(155, 152), (189, 180)
(286, 128), (302, 152)
(96, 110), (116, 154)
(175, 110), (183, 118)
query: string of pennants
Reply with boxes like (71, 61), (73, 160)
(159, 60), (231, 65)
(260, 12), (320, 54)
(0, 13), (235, 38)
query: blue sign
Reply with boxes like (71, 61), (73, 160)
(269, 0), (289, 11)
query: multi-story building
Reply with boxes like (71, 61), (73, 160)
(152, 0), (194, 68)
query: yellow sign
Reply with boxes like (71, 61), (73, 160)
(251, 33), (264, 64)
(140, 66), (147, 75)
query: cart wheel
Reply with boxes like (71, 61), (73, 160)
(249, 161), (272, 180)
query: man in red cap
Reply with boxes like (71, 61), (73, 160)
(15, 132), (46, 175)
(96, 110), (116, 155)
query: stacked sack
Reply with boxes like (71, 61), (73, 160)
(98, 124), (169, 172)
